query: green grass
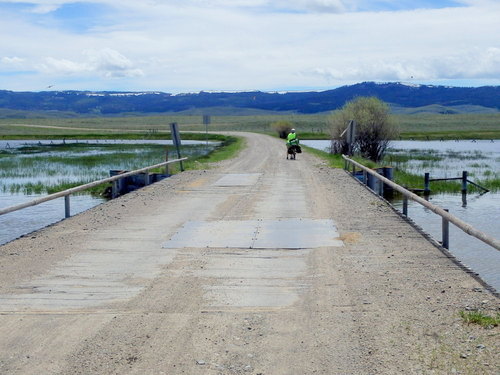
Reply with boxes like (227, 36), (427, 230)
(303, 145), (344, 168)
(0, 114), (329, 136)
(5, 180), (105, 196)
(305, 143), (500, 192)
(0, 132), (244, 197)
(335, 149), (500, 193)
(384, 153), (441, 164)
(2, 113), (499, 140)
(382, 146), (500, 192)
(391, 169), (462, 193)
(459, 310), (500, 328)
(395, 113), (500, 140)
(197, 136), (243, 164)
(1, 113), (499, 194)
(165, 135), (243, 174)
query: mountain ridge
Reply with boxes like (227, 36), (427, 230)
(0, 82), (498, 116)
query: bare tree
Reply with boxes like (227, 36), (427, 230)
(328, 97), (399, 161)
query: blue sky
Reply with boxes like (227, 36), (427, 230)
(1, 0), (499, 92)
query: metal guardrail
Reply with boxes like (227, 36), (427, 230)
(342, 155), (500, 252)
(0, 157), (188, 219)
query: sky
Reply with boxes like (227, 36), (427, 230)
(1, 0), (499, 93)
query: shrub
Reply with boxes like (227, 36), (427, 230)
(271, 120), (293, 139)
(329, 97), (399, 161)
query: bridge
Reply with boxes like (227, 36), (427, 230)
(0, 133), (498, 374)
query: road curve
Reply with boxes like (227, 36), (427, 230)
(0, 132), (498, 374)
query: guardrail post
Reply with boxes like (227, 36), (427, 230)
(340, 154), (500, 252)
(363, 170), (367, 185)
(382, 167), (394, 197)
(64, 196), (70, 218)
(424, 173), (430, 194)
(461, 171), (468, 194)
(378, 169), (386, 196)
(0, 157), (188, 220)
(367, 172), (376, 191)
(442, 208), (449, 249)
(112, 180), (119, 199)
(403, 196), (408, 216)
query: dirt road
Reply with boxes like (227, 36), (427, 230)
(0, 133), (498, 374)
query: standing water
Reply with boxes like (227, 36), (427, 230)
(0, 194), (104, 244)
(0, 139), (217, 245)
(304, 139), (500, 291)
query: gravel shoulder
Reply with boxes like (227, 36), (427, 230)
(0, 132), (498, 375)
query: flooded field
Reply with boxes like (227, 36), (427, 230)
(387, 140), (499, 181)
(0, 140), (216, 245)
(304, 139), (500, 291)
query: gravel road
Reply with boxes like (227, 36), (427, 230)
(0, 132), (498, 374)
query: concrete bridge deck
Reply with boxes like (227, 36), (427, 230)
(0, 133), (498, 374)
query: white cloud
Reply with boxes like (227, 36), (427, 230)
(273, 0), (348, 13)
(1, 56), (25, 64)
(85, 49), (144, 77)
(39, 57), (87, 74)
(38, 49), (143, 78)
(306, 47), (500, 83)
(0, 0), (499, 91)
(30, 4), (61, 14)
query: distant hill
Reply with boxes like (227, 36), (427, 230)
(388, 104), (499, 115)
(0, 82), (498, 117)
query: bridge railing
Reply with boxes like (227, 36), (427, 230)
(0, 157), (187, 219)
(342, 155), (500, 252)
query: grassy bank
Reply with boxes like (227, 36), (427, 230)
(302, 145), (345, 168)
(163, 135), (244, 174)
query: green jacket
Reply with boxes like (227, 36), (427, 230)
(286, 133), (299, 147)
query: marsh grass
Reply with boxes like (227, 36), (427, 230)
(0, 141), (223, 195)
(383, 147), (500, 192)
(384, 153), (441, 164)
(304, 144), (500, 192)
(391, 169), (462, 193)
